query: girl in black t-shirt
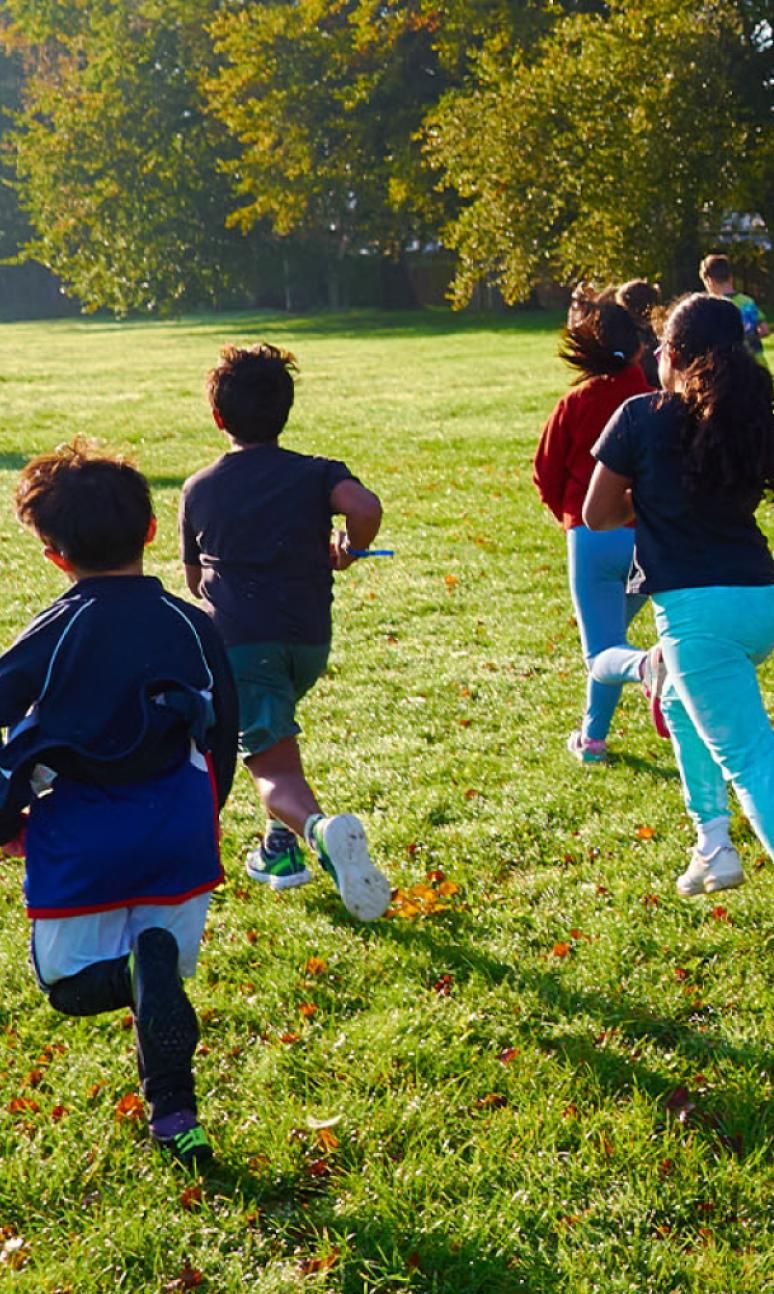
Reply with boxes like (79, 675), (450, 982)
(585, 293), (774, 897)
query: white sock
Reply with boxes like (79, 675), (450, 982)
(696, 816), (732, 857)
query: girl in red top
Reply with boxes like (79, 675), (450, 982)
(534, 302), (661, 762)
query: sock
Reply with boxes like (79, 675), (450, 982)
(151, 1108), (198, 1139)
(263, 820), (297, 857)
(304, 813), (325, 851)
(696, 816), (732, 857)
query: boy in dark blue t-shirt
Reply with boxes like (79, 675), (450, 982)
(0, 441), (238, 1167)
(179, 343), (390, 921)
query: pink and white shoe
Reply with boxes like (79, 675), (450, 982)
(566, 730), (608, 764)
(641, 645), (670, 739)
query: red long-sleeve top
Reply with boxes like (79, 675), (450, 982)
(533, 365), (653, 529)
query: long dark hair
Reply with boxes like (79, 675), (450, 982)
(560, 302), (640, 385)
(664, 293), (774, 497)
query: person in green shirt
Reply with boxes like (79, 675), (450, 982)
(700, 253), (770, 368)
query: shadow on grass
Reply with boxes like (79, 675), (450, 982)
(0, 453), (27, 471)
(203, 1157), (555, 1293)
(34, 307), (565, 343)
(342, 913), (771, 1160)
(147, 474), (188, 491)
(611, 751), (682, 783)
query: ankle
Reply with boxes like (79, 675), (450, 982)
(303, 813), (324, 849)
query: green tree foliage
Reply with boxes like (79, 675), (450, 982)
(205, 0), (454, 304)
(205, 0), (594, 303)
(426, 0), (772, 304)
(0, 38), (30, 260)
(3, 0), (252, 313)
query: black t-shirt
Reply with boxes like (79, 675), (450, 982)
(179, 445), (355, 646)
(592, 393), (774, 595)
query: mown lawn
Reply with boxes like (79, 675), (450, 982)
(0, 310), (772, 1293)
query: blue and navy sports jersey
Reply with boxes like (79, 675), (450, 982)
(0, 575), (238, 911)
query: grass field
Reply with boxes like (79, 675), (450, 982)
(0, 310), (772, 1293)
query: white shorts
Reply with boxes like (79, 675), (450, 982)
(31, 894), (212, 989)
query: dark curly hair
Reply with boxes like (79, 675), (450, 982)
(559, 301), (641, 385)
(206, 342), (298, 444)
(663, 293), (774, 498)
(15, 438), (152, 570)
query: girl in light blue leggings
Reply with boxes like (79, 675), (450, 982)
(533, 300), (658, 763)
(586, 292), (774, 896)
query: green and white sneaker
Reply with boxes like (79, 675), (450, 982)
(308, 813), (390, 921)
(245, 840), (312, 890)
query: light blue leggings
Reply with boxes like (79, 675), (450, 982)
(566, 525), (646, 741)
(654, 585), (774, 856)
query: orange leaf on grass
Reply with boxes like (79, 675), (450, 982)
(306, 1157), (330, 1178)
(552, 942), (572, 958)
(299, 1249), (340, 1276)
(642, 893), (660, 908)
(474, 1093), (507, 1109)
(498, 1046), (520, 1065)
(437, 880), (459, 897)
(444, 574), (459, 590)
(635, 825), (656, 840)
(279, 1032), (302, 1045)
(298, 1002), (318, 1018)
(50, 1104), (67, 1122)
(6, 1097), (39, 1114)
(315, 1127), (339, 1153)
(180, 1185), (203, 1211)
(163, 1262), (204, 1291)
(305, 957), (327, 976)
(710, 905), (731, 923)
(114, 1092), (144, 1121)
(432, 974), (454, 996)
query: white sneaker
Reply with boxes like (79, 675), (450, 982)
(310, 813), (391, 921)
(676, 846), (746, 897)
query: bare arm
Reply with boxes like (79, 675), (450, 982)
(329, 478), (383, 570)
(583, 462), (635, 530)
(184, 563), (203, 598)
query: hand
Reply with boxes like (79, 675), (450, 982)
(329, 529), (357, 571)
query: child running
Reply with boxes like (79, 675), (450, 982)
(699, 253), (769, 369)
(0, 441), (238, 1166)
(533, 302), (663, 763)
(585, 293), (774, 896)
(179, 342), (391, 921)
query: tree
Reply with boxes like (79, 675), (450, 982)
(426, 0), (773, 304)
(3, 0), (255, 314)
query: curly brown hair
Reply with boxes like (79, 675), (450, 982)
(664, 293), (774, 497)
(15, 438), (152, 570)
(206, 342), (298, 444)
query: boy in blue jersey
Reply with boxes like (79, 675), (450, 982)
(0, 441), (238, 1167)
(179, 343), (391, 921)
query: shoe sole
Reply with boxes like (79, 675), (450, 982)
(643, 648), (671, 740)
(245, 860), (312, 891)
(319, 815), (391, 921)
(676, 872), (746, 897)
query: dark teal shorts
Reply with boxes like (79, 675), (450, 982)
(227, 642), (331, 756)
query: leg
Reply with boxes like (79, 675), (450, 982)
(566, 526), (646, 743)
(245, 735), (320, 838)
(656, 586), (774, 866)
